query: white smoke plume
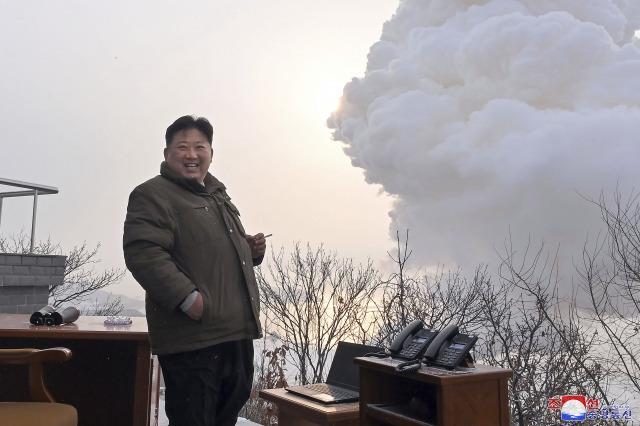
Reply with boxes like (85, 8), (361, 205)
(328, 0), (640, 276)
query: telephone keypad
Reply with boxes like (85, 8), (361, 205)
(431, 334), (478, 369)
(438, 348), (460, 365)
(400, 342), (422, 358)
(396, 329), (438, 360)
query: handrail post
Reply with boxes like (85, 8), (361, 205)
(0, 178), (57, 252)
(30, 189), (39, 253)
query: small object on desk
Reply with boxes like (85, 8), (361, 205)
(104, 316), (132, 325)
(30, 306), (80, 326)
(51, 306), (81, 325)
(29, 305), (56, 325)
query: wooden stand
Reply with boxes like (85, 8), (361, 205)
(0, 314), (160, 426)
(259, 388), (359, 426)
(355, 357), (512, 426)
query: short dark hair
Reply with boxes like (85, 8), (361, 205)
(165, 115), (214, 147)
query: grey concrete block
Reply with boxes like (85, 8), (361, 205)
(51, 256), (66, 267)
(2, 276), (20, 286)
(34, 276), (52, 286)
(36, 256), (53, 267)
(21, 256), (38, 266)
(0, 254), (65, 314)
(19, 276), (36, 286)
(13, 265), (30, 275)
(29, 266), (46, 276)
(11, 293), (28, 305)
(0, 286), (28, 295)
(17, 305), (34, 314)
(27, 292), (49, 304)
(2, 255), (24, 266)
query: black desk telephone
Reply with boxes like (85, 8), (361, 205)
(388, 320), (477, 370)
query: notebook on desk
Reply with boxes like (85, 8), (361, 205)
(285, 341), (382, 404)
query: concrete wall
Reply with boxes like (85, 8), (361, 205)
(0, 253), (66, 314)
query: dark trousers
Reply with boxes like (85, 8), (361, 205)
(158, 339), (254, 426)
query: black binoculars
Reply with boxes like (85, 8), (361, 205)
(30, 306), (80, 326)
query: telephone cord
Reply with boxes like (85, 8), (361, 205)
(394, 359), (422, 373)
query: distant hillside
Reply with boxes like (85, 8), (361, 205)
(78, 289), (146, 317)
(119, 308), (146, 317)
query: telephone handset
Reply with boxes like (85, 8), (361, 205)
(388, 320), (439, 361)
(423, 323), (477, 369)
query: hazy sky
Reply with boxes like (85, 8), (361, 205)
(0, 0), (397, 298)
(1, 1), (639, 301)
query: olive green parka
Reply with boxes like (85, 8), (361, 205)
(123, 162), (262, 355)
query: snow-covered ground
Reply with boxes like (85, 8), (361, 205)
(158, 396), (261, 426)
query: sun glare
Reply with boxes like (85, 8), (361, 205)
(315, 80), (346, 117)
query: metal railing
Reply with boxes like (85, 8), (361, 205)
(0, 178), (59, 253)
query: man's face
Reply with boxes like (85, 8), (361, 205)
(164, 128), (213, 184)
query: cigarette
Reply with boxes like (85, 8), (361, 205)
(264, 234), (273, 239)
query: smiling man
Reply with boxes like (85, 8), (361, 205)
(123, 115), (267, 426)
(164, 125), (213, 184)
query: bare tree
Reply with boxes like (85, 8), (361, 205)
(85, 294), (125, 316)
(0, 232), (125, 314)
(49, 241), (125, 309)
(575, 190), (640, 401)
(248, 190), (640, 423)
(373, 230), (487, 348)
(257, 242), (380, 385)
(477, 236), (607, 425)
(0, 231), (59, 254)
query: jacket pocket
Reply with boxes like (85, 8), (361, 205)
(197, 278), (246, 329)
(198, 284), (215, 325)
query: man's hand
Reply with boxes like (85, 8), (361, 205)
(247, 233), (267, 258)
(184, 292), (203, 321)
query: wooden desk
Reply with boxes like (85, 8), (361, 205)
(0, 314), (160, 426)
(259, 388), (359, 426)
(355, 357), (512, 425)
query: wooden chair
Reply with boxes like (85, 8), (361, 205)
(0, 347), (77, 426)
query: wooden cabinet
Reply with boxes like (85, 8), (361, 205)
(0, 314), (160, 426)
(259, 388), (359, 426)
(355, 357), (512, 426)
